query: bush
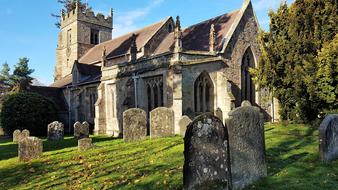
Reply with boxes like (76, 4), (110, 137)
(0, 92), (57, 136)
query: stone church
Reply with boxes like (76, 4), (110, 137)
(38, 0), (278, 136)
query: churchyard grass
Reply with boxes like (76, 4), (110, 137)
(0, 124), (337, 189)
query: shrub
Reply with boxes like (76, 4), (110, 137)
(0, 92), (57, 136)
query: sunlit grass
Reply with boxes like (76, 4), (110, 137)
(0, 124), (337, 189)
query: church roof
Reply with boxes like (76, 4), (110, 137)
(50, 74), (72, 88)
(79, 18), (170, 64)
(154, 10), (240, 54)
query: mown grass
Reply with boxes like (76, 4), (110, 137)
(0, 124), (338, 189)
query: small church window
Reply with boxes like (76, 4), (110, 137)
(194, 72), (214, 114)
(67, 29), (72, 47)
(145, 76), (164, 112)
(90, 29), (100, 45)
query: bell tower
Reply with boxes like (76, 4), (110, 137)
(55, 2), (113, 81)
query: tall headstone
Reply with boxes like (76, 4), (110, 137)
(178, 116), (192, 136)
(123, 108), (147, 142)
(13, 129), (30, 142)
(78, 138), (92, 151)
(319, 114), (338, 163)
(74, 121), (90, 139)
(226, 101), (266, 190)
(183, 113), (231, 190)
(48, 121), (64, 141)
(150, 107), (175, 138)
(18, 137), (43, 162)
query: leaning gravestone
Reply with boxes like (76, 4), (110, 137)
(18, 137), (43, 162)
(226, 101), (266, 190)
(123, 108), (147, 142)
(178, 116), (192, 136)
(150, 107), (174, 138)
(183, 113), (231, 190)
(74, 121), (90, 139)
(13, 129), (30, 142)
(78, 138), (92, 151)
(48, 121), (64, 141)
(319, 114), (338, 163)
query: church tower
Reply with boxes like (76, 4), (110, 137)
(55, 2), (113, 81)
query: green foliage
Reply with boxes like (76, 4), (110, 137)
(0, 92), (57, 136)
(0, 62), (11, 86)
(253, 0), (338, 122)
(11, 57), (34, 84)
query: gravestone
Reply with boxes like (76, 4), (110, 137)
(123, 108), (147, 142)
(18, 137), (43, 162)
(183, 113), (231, 190)
(150, 107), (174, 138)
(13, 129), (30, 142)
(48, 121), (64, 141)
(226, 102), (266, 190)
(241, 100), (252, 107)
(74, 121), (90, 139)
(0, 127), (4, 136)
(178, 116), (192, 136)
(215, 108), (223, 123)
(78, 138), (92, 151)
(319, 114), (338, 163)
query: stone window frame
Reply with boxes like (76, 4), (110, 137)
(241, 47), (256, 104)
(193, 71), (214, 114)
(90, 29), (100, 45)
(144, 75), (164, 112)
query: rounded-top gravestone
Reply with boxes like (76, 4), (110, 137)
(48, 121), (64, 141)
(183, 113), (231, 190)
(18, 137), (43, 162)
(13, 129), (30, 143)
(123, 108), (147, 142)
(178, 116), (192, 137)
(150, 107), (174, 138)
(226, 102), (266, 190)
(319, 114), (338, 163)
(74, 121), (90, 139)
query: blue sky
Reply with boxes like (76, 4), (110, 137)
(0, 0), (293, 85)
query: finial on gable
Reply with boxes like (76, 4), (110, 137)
(209, 24), (216, 54)
(130, 34), (138, 63)
(102, 46), (107, 58)
(175, 16), (181, 30)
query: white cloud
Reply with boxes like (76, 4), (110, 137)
(112, 0), (165, 38)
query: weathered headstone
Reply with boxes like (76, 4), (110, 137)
(48, 121), (64, 141)
(18, 137), (43, 162)
(150, 107), (174, 138)
(123, 108), (147, 142)
(178, 116), (192, 136)
(226, 102), (266, 190)
(215, 108), (223, 122)
(13, 129), (30, 142)
(78, 138), (92, 151)
(241, 100), (252, 107)
(74, 121), (89, 139)
(0, 127), (4, 136)
(319, 114), (338, 163)
(183, 113), (231, 190)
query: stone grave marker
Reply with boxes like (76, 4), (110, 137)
(18, 137), (43, 162)
(48, 121), (64, 141)
(150, 107), (174, 138)
(13, 129), (30, 142)
(78, 138), (92, 151)
(74, 121), (90, 139)
(123, 108), (147, 142)
(183, 113), (231, 190)
(319, 114), (338, 163)
(226, 102), (266, 190)
(215, 108), (223, 123)
(178, 116), (192, 136)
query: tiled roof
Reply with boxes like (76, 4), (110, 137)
(79, 18), (169, 64)
(50, 75), (72, 88)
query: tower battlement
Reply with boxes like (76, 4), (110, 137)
(60, 4), (113, 29)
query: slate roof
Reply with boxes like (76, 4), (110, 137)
(50, 75), (72, 88)
(79, 18), (170, 64)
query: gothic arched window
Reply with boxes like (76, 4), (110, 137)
(194, 72), (214, 114)
(145, 76), (164, 112)
(241, 48), (256, 104)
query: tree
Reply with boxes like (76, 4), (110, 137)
(0, 62), (11, 87)
(52, 0), (90, 28)
(252, 0), (338, 123)
(12, 57), (34, 85)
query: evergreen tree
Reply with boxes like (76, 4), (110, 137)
(0, 63), (11, 87)
(12, 57), (34, 85)
(253, 0), (338, 122)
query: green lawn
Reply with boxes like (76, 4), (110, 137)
(0, 124), (337, 190)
